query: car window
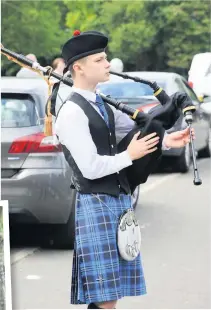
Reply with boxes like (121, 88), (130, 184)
(97, 81), (166, 98)
(175, 78), (199, 102)
(1, 94), (39, 128)
(174, 78), (186, 92)
(181, 80), (199, 102)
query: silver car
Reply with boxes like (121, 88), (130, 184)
(98, 71), (211, 172)
(1, 77), (76, 248)
(1, 77), (140, 248)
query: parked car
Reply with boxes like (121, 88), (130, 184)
(97, 71), (211, 172)
(1, 77), (140, 246)
(1, 77), (76, 248)
(188, 52), (211, 98)
(201, 99), (211, 128)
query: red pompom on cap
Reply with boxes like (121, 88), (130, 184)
(73, 30), (81, 36)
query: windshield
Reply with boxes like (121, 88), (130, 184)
(1, 94), (38, 128)
(97, 81), (166, 98)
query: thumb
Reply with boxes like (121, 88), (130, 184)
(132, 131), (141, 141)
(182, 127), (190, 134)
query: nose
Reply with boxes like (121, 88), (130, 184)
(106, 60), (111, 69)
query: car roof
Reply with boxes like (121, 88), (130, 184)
(1, 76), (49, 95)
(104, 71), (183, 83)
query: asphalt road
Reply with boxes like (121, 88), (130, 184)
(10, 158), (211, 309)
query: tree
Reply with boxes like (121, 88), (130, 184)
(61, 0), (210, 75)
(1, 0), (210, 76)
(1, 0), (66, 75)
(155, 0), (211, 71)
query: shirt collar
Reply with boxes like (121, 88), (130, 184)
(71, 86), (96, 103)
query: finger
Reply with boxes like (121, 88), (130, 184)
(145, 147), (158, 154)
(180, 127), (190, 137)
(132, 131), (141, 141)
(190, 129), (195, 136)
(145, 136), (160, 145)
(184, 127), (190, 133)
(142, 132), (158, 142)
(184, 137), (191, 145)
(145, 140), (160, 150)
(147, 140), (160, 149)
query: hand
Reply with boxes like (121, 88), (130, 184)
(127, 132), (160, 160)
(163, 127), (195, 149)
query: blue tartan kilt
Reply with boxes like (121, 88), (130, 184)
(71, 192), (147, 305)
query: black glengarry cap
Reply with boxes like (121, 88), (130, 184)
(62, 30), (108, 74)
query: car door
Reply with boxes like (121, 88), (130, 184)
(181, 79), (209, 150)
(174, 77), (202, 150)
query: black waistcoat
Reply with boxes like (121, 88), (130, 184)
(57, 92), (131, 197)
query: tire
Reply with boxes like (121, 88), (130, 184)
(49, 189), (77, 249)
(198, 131), (211, 158)
(176, 143), (191, 173)
(131, 186), (140, 209)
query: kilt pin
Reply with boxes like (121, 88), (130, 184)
(71, 192), (147, 305)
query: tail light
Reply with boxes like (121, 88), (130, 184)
(8, 133), (62, 153)
(138, 102), (159, 113)
(188, 81), (193, 88)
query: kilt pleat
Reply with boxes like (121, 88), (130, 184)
(70, 193), (147, 305)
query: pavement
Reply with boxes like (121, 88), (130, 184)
(10, 157), (211, 309)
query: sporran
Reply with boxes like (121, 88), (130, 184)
(92, 194), (141, 261)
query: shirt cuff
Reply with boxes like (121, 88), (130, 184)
(162, 131), (171, 150)
(116, 150), (133, 171)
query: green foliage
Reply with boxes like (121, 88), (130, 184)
(60, 0), (211, 75)
(159, 0), (211, 69)
(1, 0), (66, 74)
(63, 0), (103, 32)
(1, 0), (210, 76)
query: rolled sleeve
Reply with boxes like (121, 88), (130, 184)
(161, 131), (171, 150)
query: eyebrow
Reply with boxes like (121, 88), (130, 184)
(96, 54), (107, 60)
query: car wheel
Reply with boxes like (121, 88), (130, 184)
(198, 131), (211, 158)
(131, 186), (140, 209)
(176, 143), (191, 173)
(49, 190), (77, 249)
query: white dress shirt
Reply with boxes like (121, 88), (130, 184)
(55, 87), (168, 180)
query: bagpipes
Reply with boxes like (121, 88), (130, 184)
(0, 45), (202, 191)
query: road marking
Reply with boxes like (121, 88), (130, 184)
(11, 248), (39, 265)
(139, 173), (180, 194)
(10, 159), (208, 266)
(139, 157), (209, 195)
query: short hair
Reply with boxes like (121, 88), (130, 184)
(68, 57), (88, 77)
(68, 64), (74, 77)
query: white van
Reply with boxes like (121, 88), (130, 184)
(188, 52), (211, 98)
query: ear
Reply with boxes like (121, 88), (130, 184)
(73, 61), (84, 74)
(72, 62), (80, 73)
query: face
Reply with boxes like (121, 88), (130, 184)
(73, 52), (110, 84)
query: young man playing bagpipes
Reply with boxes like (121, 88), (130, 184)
(55, 30), (195, 309)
